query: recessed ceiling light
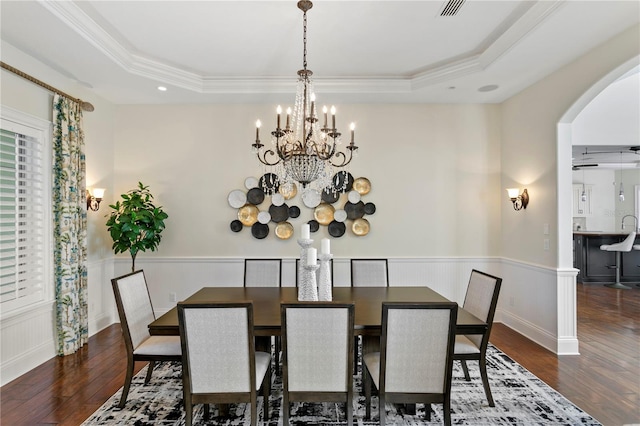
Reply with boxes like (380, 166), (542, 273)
(478, 84), (499, 92)
(448, 86), (456, 90)
(157, 86), (167, 92)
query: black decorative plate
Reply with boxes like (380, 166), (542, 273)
(288, 205), (301, 218)
(344, 201), (365, 219)
(321, 187), (340, 204)
(364, 202), (377, 215)
(259, 172), (280, 195)
(251, 222), (269, 239)
(230, 220), (243, 232)
(247, 187), (265, 205)
(328, 220), (346, 237)
(269, 203), (289, 223)
(332, 171), (354, 193)
(308, 220), (320, 233)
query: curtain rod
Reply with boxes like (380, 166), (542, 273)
(1, 61), (95, 112)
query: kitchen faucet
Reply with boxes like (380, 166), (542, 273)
(621, 215), (638, 232)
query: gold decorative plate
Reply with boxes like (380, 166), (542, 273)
(314, 203), (335, 225)
(353, 177), (371, 195)
(352, 218), (370, 236)
(279, 182), (298, 200)
(275, 221), (294, 239)
(238, 204), (259, 226)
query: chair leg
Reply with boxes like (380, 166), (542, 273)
(118, 357), (135, 408)
(364, 365), (372, 419)
(144, 360), (155, 384)
(262, 365), (270, 421)
(204, 403), (210, 420)
(460, 359), (471, 381)
(184, 395), (193, 426)
(478, 357), (495, 407)
(283, 389), (290, 425)
(379, 393), (385, 426)
(274, 336), (281, 375)
(425, 403), (431, 421)
(443, 397), (452, 426)
(346, 390), (353, 425)
(250, 393), (257, 426)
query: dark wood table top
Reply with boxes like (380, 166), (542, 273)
(149, 286), (487, 336)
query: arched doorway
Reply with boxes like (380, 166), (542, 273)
(557, 56), (639, 352)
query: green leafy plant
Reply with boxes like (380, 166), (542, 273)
(106, 182), (168, 272)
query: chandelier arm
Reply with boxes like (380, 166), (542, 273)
(328, 150), (354, 168)
(255, 148), (282, 167)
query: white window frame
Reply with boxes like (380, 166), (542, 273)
(0, 106), (52, 318)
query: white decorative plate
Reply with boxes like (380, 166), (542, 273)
(244, 176), (258, 190)
(258, 211), (271, 224)
(348, 190), (361, 203)
(334, 209), (347, 222)
(302, 189), (321, 208)
(271, 193), (285, 206)
(228, 189), (246, 208)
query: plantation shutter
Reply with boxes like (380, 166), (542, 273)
(0, 127), (45, 307)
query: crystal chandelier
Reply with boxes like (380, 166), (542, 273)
(252, 0), (358, 193)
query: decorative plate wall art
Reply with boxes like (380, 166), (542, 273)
(227, 172), (376, 240)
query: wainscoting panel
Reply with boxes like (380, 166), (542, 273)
(2, 255), (573, 387)
(0, 302), (55, 386)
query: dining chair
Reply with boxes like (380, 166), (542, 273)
(177, 301), (271, 426)
(363, 301), (458, 425)
(295, 258), (334, 287)
(454, 269), (503, 407)
(244, 258), (282, 287)
(350, 258), (389, 371)
(281, 302), (355, 425)
(350, 258), (389, 287)
(111, 270), (182, 408)
(244, 258), (282, 373)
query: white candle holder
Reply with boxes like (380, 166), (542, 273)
(297, 239), (318, 301)
(318, 253), (333, 301)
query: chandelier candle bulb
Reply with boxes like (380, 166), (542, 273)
(286, 107), (291, 129)
(307, 248), (317, 266)
(321, 238), (330, 255)
(331, 106), (336, 130)
(323, 106), (328, 128)
(301, 223), (310, 240)
(310, 93), (316, 118)
(350, 123), (355, 143)
(255, 120), (261, 141)
(276, 105), (282, 129)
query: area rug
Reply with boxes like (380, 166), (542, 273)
(82, 345), (600, 425)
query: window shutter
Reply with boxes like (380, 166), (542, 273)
(0, 127), (45, 308)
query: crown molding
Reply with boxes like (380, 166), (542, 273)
(41, 0), (563, 96)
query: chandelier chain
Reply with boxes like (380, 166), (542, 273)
(302, 9), (308, 71)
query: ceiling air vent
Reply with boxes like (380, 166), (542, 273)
(440, 0), (466, 16)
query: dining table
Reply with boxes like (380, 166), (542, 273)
(148, 286), (486, 336)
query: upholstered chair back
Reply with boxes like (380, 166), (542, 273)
(244, 259), (282, 287)
(462, 270), (502, 348)
(350, 259), (389, 287)
(282, 303), (354, 392)
(382, 304), (455, 393)
(180, 304), (253, 394)
(113, 270), (155, 350)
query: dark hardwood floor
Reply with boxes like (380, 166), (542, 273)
(1, 283), (638, 425)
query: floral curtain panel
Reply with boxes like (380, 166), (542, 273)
(52, 94), (88, 356)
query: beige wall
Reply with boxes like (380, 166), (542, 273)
(113, 104), (502, 259)
(501, 24), (640, 268)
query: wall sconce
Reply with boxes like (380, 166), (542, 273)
(506, 188), (529, 211)
(86, 188), (105, 211)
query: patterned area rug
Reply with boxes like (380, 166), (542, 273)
(82, 345), (600, 425)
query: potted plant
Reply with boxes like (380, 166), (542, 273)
(106, 182), (169, 272)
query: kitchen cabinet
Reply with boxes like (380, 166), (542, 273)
(572, 184), (593, 217)
(573, 233), (640, 283)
